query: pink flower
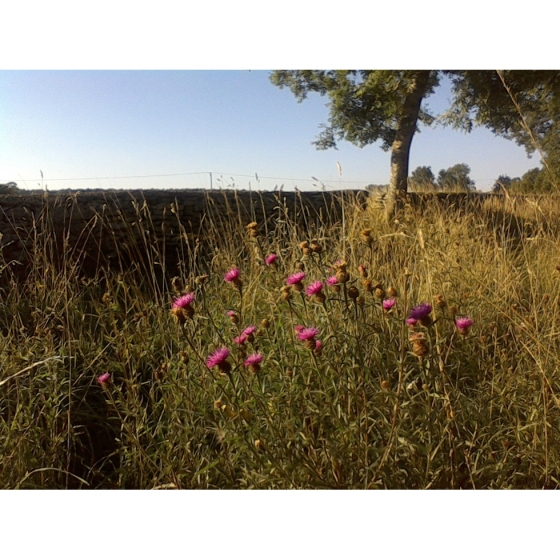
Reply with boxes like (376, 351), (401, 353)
(242, 325), (257, 337)
(327, 275), (338, 286)
(226, 310), (237, 317)
(224, 268), (241, 283)
(455, 316), (474, 335)
(382, 298), (396, 312)
(305, 280), (324, 297)
(315, 340), (322, 350)
(97, 372), (111, 385)
(406, 317), (418, 326)
(409, 303), (432, 320)
(265, 254), (278, 266)
(172, 293), (195, 309)
(244, 353), (263, 367)
(296, 327), (319, 341)
(234, 334), (248, 345)
(206, 347), (230, 369)
(294, 325), (305, 334)
(286, 272), (306, 285)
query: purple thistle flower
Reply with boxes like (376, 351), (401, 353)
(242, 325), (257, 337)
(206, 347), (230, 369)
(265, 254), (278, 266)
(226, 310), (236, 317)
(315, 340), (322, 351)
(296, 327), (320, 341)
(234, 334), (248, 345)
(172, 293), (195, 309)
(244, 353), (263, 367)
(382, 298), (397, 312)
(305, 280), (324, 297)
(286, 272), (306, 285)
(327, 275), (338, 286)
(224, 268), (241, 283)
(409, 303), (432, 320)
(455, 316), (474, 334)
(97, 372), (110, 385)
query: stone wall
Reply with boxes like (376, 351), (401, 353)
(0, 188), (368, 283)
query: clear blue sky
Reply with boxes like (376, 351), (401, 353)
(0, 70), (541, 192)
(1, 3), (553, 193)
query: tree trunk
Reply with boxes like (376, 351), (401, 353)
(384, 71), (433, 221)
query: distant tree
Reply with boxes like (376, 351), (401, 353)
(492, 175), (515, 193)
(270, 70), (560, 218)
(0, 181), (19, 194)
(409, 166), (436, 190)
(436, 164), (475, 192)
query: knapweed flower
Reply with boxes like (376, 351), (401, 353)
(409, 303), (433, 326)
(409, 332), (429, 357)
(296, 327), (320, 349)
(382, 298), (397, 312)
(234, 334), (248, 345)
(224, 267), (242, 290)
(455, 316), (474, 335)
(314, 339), (323, 357)
(327, 275), (340, 292)
(172, 293), (195, 309)
(171, 292), (195, 322)
(244, 353), (263, 373)
(306, 280), (325, 303)
(97, 372), (111, 388)
(286, 271), (306, 292)
(226, 310), (239, 324)
(406, 317), (418, 327)
(241, 325), (257, 342)
(265, 253), (278, 266)
(206, 347), (232, 374)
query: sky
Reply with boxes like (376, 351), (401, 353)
(0, 70), (543, 192)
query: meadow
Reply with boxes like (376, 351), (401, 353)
(1, 189), (560, 489)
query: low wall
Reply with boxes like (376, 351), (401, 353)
(0, 188), (368, 282)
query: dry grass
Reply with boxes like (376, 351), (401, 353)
(1, 190), (560, 488)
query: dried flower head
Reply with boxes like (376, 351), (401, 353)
(195, 275), (209, 285)
(310, 242), (323, 254)
(387, 286), (398, 298)
(171, 276), (183, 293)
(348, 286), (360, 300)
(281, 285), (292, 301)
(358, 265), (368, 278)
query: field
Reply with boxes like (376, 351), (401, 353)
(1, 190), (560, 489)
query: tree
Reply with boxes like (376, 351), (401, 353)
(409, 166), (436, 190)
(436, 163), (475, 192)
(269, 70), (560, 218)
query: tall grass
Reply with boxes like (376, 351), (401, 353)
(2, 190), (560, 488)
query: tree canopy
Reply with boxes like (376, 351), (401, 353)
(270, 70), (560, 216)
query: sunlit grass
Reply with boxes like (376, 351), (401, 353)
(2, 190), (560, 488)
